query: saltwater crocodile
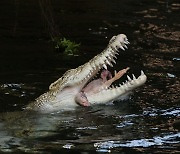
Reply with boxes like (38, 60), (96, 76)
(26, 34), (147, 113)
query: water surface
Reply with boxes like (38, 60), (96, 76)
(0, 0), (179, 153)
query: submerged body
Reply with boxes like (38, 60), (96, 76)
(27, 34), (147, 113)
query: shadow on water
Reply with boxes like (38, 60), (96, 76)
(0, 0), (179, 153)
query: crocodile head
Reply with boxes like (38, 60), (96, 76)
(27, 34), (147, 113)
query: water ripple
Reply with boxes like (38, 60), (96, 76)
(94, 133), (180, 150)
(143, 107), (180, 117)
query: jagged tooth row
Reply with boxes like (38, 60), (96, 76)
(88, 34), (129, 79)
(51, 35), (130, 89)
(110, 34), (130, 51)
(141, 70), (145, 75)
(108, 70), (146, 90)
(105, 36), (130, 65)
(87, 70), (146, 105)
(96, 46), (126, 70)
(92, 34), (130, 71)
(121, 73), (138, 89)
(132, 74), (136, 80)
(127, 75), (132, 81)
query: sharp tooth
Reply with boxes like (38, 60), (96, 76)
(132, 74), (136, 80)
(111, 58), (116, 64)
(106, 59), (111, 66)
(114, 70), (117, 75)
(124, 45), (128, 49)
(112, 46), (118, 51)
(119, 46), (125, 51)
(113, 55), (117, 59)
(141, 70), (145, 75)
(127, 75), (132, 81)
(110, 54), (114, 58)
(115, 47), (119, 51)
(103, 64), (107, 69)
(107, 56), (112, 60)
(122, 82), (125, 85)
(109, 62), (113, 67)
(124, 40), (130, 44)
(106, 59), (113, 67)
(110, 52), (114, 56)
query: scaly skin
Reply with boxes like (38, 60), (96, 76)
(26, 34), (147, 113)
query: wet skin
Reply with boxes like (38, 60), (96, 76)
(75, 67), (130, 106)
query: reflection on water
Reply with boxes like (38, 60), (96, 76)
(94, 132), (180, 150)
(0, 0), (179, 153)
(0, 105), (179, 153)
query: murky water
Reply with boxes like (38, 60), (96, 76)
(0, 0), (179, 153)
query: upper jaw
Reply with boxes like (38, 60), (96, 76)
(82, 34), (130, 83)
(49, 34), (130, 91)
(89, 34), (130, 71)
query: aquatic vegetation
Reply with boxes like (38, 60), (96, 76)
(39, 0), (81, 55)
(52, 37), (80, 55)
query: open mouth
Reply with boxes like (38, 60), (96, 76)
(50, 34), (146, 97)
(83, 66), (146, 95)
(81, 34), (147, 96)
(29, 34), (147, 111)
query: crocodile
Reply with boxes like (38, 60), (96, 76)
(26, 34), (147, 113)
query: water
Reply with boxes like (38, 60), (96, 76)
(0, 0), (179, 153)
